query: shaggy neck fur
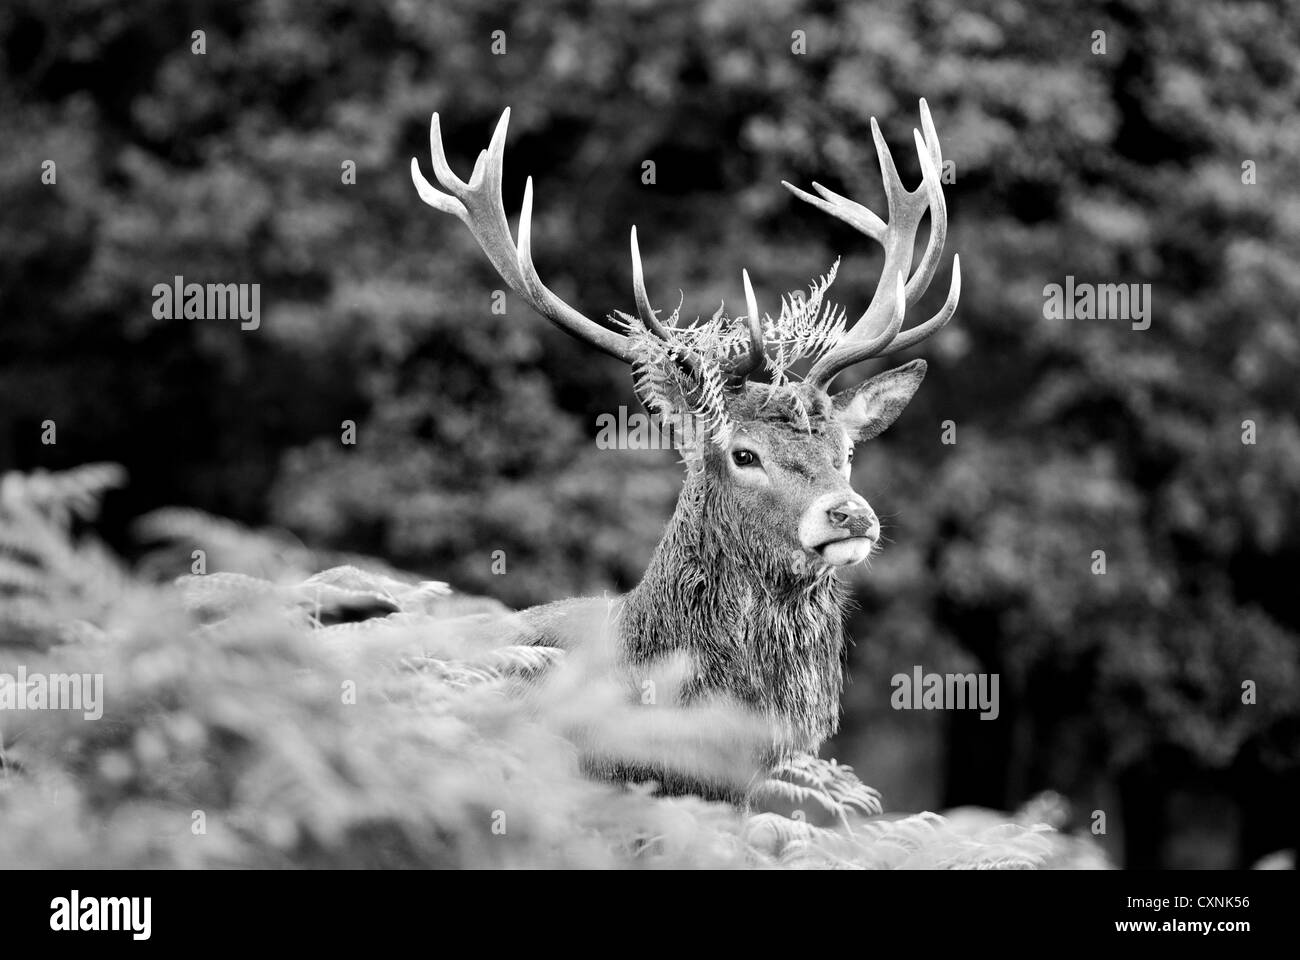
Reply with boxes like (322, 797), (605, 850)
(619, 463), (849, 759)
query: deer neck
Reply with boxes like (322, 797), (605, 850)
(619, 470), (849, 754)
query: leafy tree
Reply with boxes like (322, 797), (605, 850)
(1, 0), (1296, 866)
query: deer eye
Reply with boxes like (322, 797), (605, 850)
(732, 449), (759, 468)
(847, 448), (855, 464)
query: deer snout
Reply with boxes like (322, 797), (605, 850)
(828, 500), (878, 539)
(799, 492), (880, 567)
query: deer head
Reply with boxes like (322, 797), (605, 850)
(411, 103), (959, 582)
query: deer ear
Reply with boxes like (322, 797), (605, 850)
(831, 359), (927, 442)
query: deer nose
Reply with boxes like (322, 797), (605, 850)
(828, 501), (877, 538)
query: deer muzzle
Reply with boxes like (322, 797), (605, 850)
(799, 492), (880, 567)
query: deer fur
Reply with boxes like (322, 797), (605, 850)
(618, 385), (850, 756)
(516, 373), (927, 797)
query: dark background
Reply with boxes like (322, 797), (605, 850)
(2, 0), (1297, 867)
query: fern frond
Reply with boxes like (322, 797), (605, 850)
(763, 259), (847, 385)
(0, 466), (1101, 870)
(621, 309), (734, 453)
(754, 754), (884, 823)
(0, 463), (126, 528)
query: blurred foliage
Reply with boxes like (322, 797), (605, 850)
(1, 0), (1297, 866)
(0, 464), (1100, 868)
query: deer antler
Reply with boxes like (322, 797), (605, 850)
(412, 108), (635, 362)
(413, 108), (765, 385)
(783, 99), (961, 390)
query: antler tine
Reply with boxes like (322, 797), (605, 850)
(429, 112), (469, 194)
(780, 180), (887, 241)
(919, 97), (943, 171)
(722, 269), (766, 382)
(411, 108), (634, 363)
(629, 227), (679, 343)
(797, 272), (908, 380)
(905, 128), (947, 308)
(787, 100), (960, 390)
(410, 120), (465, 218)
(890, 254), (961, 354)
(629, 227), (706, 379)
(870, 115), (907, 204)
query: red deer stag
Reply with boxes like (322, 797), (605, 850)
(412, 103), (959, 796)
